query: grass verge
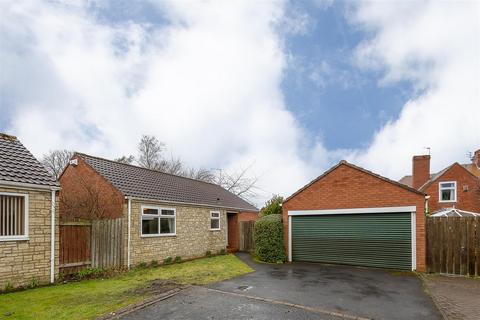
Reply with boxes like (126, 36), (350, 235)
(0, 254), (253, 320)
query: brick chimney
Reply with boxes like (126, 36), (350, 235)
(412, 155), (430, 189)
(473, 149), (480, 169)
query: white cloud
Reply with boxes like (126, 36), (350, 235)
(0, 0), (317, 205)
(347, 1), (480, 178)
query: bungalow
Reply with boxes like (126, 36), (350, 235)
(283, 161), (427, 271)
(0, 133), (59, 288)
(59, 153), (258, 268)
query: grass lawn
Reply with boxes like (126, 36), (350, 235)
(0, 254), (253, 320)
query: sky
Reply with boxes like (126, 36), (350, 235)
(1, 0), (479, 206)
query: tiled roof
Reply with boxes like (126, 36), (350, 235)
(462, 163), (480, 178)
(76, 153), (258, 212)
(0, 133), (59, 187)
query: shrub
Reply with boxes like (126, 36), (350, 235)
(205, 250), (212, 257)
(76, 267), (105, 280)
(254, 214), (286, 263)
(174, 256), (182, 263)
(150, 260), (159, 267)
(29, 277), (39, 288)
(259, 195), (283, 217)
(219, 248), (226, 255)
(4, 282), (13, 292)
(164, 257), (173, 265)
(138, 262), (148, 269)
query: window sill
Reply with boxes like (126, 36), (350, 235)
(140, 234), (176, 238)
(0, 236), (29, 242)
(439, 200), (456, 203)
(210, 229), (221, 231)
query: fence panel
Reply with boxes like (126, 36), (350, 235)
(239, 221), (255, 252)
(59, 221), (92, 274)
(426, 217), (479, 276)
(91, 218), (123, 269)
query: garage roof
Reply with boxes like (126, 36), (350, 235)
(284, 160), (425, 203)
(76, 153), (258, 212)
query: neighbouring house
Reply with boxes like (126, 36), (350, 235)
(283, 161), (427, 272)
(0, 133), (60, 288)
(59, 153), (258, 268)
(399, 149), (480, 213)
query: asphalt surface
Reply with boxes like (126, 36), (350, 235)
(122, 253), (442, 320)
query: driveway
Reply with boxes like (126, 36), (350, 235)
(122, 253), (442, 320)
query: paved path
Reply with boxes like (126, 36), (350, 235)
(423, 275), (480, 320)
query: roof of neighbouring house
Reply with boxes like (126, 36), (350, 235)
(284, 160), (425, 203)
(0, 133), (59, 187)
(75, 153), (258, 212)
(399, 162), (479, 190)
(430, 207), (480, 217)
(462, 163), (480, 178)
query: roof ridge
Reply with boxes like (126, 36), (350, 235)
(75, 152), (221, 187)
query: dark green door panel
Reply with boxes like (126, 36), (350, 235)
(291, 213), (412, 270)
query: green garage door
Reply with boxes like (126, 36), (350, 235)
(291, 213), (412, 270)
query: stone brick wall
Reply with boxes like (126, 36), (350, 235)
(283, 163), (426, 272)
(124, 200), (227, 266)
(0, 186), (58, 288)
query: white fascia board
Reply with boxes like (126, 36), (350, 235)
(288, 206), (417, 216)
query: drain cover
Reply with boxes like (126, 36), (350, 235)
(237, 285), (251, 291)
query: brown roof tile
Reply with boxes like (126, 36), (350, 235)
(76, 153), (258, 212)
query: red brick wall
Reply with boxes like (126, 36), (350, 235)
(283, 163), (426, 272)
(59, 157), (125, 219)
(238, 211), (259, 222)
(423, 164), (480, 213)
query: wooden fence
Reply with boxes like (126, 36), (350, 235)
(426, 217), (479, 276)
(239, 221), (255, 252)
(59, 218), (123, 274)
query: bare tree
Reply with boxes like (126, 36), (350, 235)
(137, 135), (164, 169)
(41, 149), (74, 180)
(60, 173), (122, 220)
(115, 155), (135, 164)
(215, 164), (258, 199)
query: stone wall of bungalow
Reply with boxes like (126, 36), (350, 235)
(0, 186), (58, 289)
(123, 200), (227, 266)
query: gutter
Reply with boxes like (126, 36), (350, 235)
(50, 190), (56, 283)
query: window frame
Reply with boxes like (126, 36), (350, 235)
(140, 205), (176, 237)
(0, 192), (29, 241)
(438, 181), (457, 203)
(210, 211), (221, 231)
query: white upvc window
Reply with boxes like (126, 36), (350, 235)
(0, 192), (29, 241)
(141, 205), (176, 237)
(210, 211), (221, 231)
(439, 181), (457, 202)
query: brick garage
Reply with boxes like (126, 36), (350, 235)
(283, 161), (427, 272)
